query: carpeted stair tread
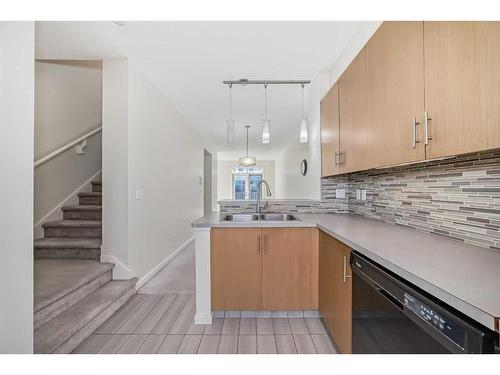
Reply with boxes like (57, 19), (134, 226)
(42, 219), (101, 228)
(62, 205), (102, 211)
(78, 192), (102, 197)
(35, 237), (102, 249)
(35, 278), (137, 354)
(35, 259), (113, 312)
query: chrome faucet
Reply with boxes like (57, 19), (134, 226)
(256, 180), (272, 215)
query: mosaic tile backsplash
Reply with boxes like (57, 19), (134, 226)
(334, 150), (500, 251)
(218, 150), (500, 252)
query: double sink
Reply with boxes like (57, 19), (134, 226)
(223, 213), (299, 222)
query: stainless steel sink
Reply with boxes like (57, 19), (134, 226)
(222, 213), (299, 222)
(223, 214), (260, 222)
(260, 213), (299, 221)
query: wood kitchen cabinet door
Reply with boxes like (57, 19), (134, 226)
(321, 82), (340, 177)
(319, 231), (352, 354)
(261, 228), (311, 310)
(366, 21), (425, 167)
(211, 228), (262, 310)
(424, 22), (500, 158)
(339, 48), (370, 173)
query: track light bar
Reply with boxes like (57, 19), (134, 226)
(223, 79), (311, 86)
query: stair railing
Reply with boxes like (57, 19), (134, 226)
(34, 125), (102, 168)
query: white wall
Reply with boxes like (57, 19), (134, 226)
(102, 59), (130, 278)
(274, 141), (310, 199)
(35, 60), (102, 159)
(102, 59), (214, 280)
(217, 160), (276, 201)
(128, 62), (207, 279)
(0, 21), (34, 354)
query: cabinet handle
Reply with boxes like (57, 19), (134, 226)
(412, 117), (420, 148)
(264, 235), (268, 254)
(334, 152), (339, 166)
(257, 234), (261, 254)
(337, 152), (345, 165)
(343, 255), (351, 283)
(424, 111), (432, 145)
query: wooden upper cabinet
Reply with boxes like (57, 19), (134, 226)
(261, 228), (311, 310)
(366, 22), (425, 167)
(321, 83), (340, 177)
(339, 48), (369, 173)
(424, 22), (500, 158)
(211, 228), (262, 310)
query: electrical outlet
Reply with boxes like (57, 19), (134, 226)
(335, 188), (346, 199)
(135, 188), (143, 200)
(361, 189), (367, 201)
(356, 189), (361, 200)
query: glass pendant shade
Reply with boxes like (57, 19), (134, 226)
(299, 118), (308, 143)
(239, 125), (256, 166)
(262, 119), (270, 144)
(238, 156), (257, 166)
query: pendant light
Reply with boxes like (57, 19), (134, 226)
(239, 125), (256, 166)
(226, 84), (235, 143)
(299, 83), (308, 143)
(262, 84), (270, 144)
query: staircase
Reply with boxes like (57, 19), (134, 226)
(33, 181), (138, 354)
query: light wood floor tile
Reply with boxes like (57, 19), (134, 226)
(305, 318), (327, 335)
(238, 335), (257, 354)
(186, 321), (208, 335)
(222, 318), (240, 334)
(197, 335), (220, 354)
(177, 334), (202, 354)
(98, 334), (130, 354)
(151, 294), (190, 334)
(289, 318), (309, 335)
(273, 318), (292, 334)
(133, 294), (177, 334)
(257, 335), (277, 354)
(137, 335), (166, 354)
(157, 335), (183, 354)
(256, 318), (274, 334)
(275, 335), (297, 354)
(96, 295), (147, 334)
(74, 334), (111, 354)
(204, 318), (224, 335)
(169, 295), (196, 334)
(217, 334), (238, 354)
(117, 335), (148, 354)
(293, 334), (317, 354)
(116, 295), (162, 334)
(239, 318), (256, 334)
(311, 334), (336, 354)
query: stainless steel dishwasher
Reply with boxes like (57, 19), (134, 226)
(350, 251), (498, 354)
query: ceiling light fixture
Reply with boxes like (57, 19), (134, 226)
(299, 83), (309, 143)
(225, 84), (235, 143)
(239, 125), (256, 166)
(262, 84), (270, 144)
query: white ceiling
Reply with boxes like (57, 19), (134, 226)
(35, 21), (362, 158)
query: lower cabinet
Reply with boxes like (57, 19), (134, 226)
(319, 230), (352, 354)
(211, 227), (315, 310)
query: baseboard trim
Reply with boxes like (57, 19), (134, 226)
(194, 312), (213, 325)
(34, 169), (102, 238)
(135, 236), (195, 291)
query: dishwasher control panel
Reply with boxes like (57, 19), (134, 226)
(404, 292), (465, 349)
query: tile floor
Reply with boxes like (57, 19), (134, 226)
(75, 242), (336, 354)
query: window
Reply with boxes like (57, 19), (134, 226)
(232, 167), (264, 200)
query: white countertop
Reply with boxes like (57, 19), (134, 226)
(192, 212), (500, 332)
